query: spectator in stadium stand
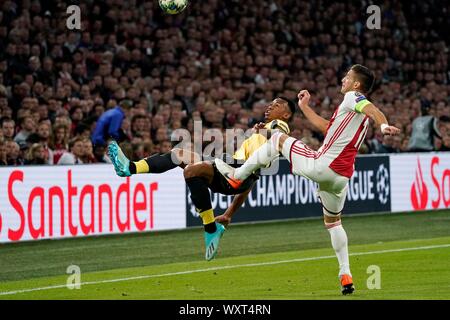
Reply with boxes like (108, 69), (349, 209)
(0, 0), (449, 164)
(57, 137), (85, 165)
(407, 105), (442, 152)
(51, 123), (69, 164)
(436, 116), (450, 151)
(14, 115), (36, 146)
(91, 99), (133, 147)
(437, 136), (450, 151)
(69, 104), (84, 136)
(24, 143), (47, 165)
(375, 135), (398, 154)
(80, 138), (96, 163)
(36, 120), (54, 164)
(93, 143), (112, 163)
(160, 140), (173, 154)
(0, 140), (7, 165)
(5, 140), (24, 166)
(1, 117), (15, 141)
(74, 122), (94, 140)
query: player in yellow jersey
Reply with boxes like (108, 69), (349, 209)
(108, 97), (296, 260)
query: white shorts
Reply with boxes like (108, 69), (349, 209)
(281, 137), (349, 214)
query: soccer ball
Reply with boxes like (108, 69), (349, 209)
(159, 0), (188, 14)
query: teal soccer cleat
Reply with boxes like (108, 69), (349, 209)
(108, 141), (131, 177)
(204, 222), (226, 261)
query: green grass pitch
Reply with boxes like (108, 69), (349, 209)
(0, 210), (449, 299)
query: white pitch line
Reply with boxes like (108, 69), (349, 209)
(1, 243), (449, 296)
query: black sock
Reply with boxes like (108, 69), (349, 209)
(185, 177), (217, 233)
(145, 152), (178, 173)
(129, 162), (136, 174)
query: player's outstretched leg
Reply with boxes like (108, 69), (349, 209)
(184, 163), (226, 260)
(108, 141), (197, 177)
(324, 212), (354, 295)
(108, 140), (131, 177)
(215, 132), (285, 188)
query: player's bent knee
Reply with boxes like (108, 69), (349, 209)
(324, 216), (342, 229)
(324, 214), (341, 223)
(322, 207), (342, 226)
(183, 162), (211, 179)
(183, 163), (197, 178)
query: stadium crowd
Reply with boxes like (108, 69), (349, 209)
(0, 0), (449, 166)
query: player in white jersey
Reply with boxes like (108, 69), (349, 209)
(214, 64), (401, 295)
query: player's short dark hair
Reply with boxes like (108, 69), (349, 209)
(351, 64), (375, 94)
(278, 96), (296, 120)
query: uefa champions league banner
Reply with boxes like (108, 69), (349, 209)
(0, 165), (186, 243)
(186, 156), (392, 226)
(390, 152), (450, 212)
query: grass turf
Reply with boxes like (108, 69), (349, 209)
(0, 210), (449, 299)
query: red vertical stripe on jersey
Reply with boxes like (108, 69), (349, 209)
(329, 116), (368, 178)
(289, 140), (295, 173)
(317, 112), (356, 158)
(324, 105), (340, 138)
(355, 119), (369, 150)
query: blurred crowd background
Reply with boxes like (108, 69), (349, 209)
(0, 0), (449, 166)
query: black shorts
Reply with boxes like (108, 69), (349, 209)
(208, 161), (259, 195)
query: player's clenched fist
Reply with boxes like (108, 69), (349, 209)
(381, 124), (401, 136)
(298, 90), (310, 108)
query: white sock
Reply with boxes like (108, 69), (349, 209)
(327, 223), (351, 277)
(234, 132), (280, 180)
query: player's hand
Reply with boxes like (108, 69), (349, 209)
(252, 122), (266, 133)
(382, 125), (401, 136)
(215, 214), (231, 227)
(297, 90), (310, 109)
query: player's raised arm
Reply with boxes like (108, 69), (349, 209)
(360, 103), (401, 136)
(297, 90), (330, 135)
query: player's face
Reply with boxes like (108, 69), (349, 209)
(265, 99), (290, 121)
(341, 70), (357, 94)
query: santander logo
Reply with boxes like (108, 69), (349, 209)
(410, 156), (450, 210)
(410, 158), (428, 210)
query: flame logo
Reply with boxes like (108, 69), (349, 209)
(410, 158), (428, 210)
